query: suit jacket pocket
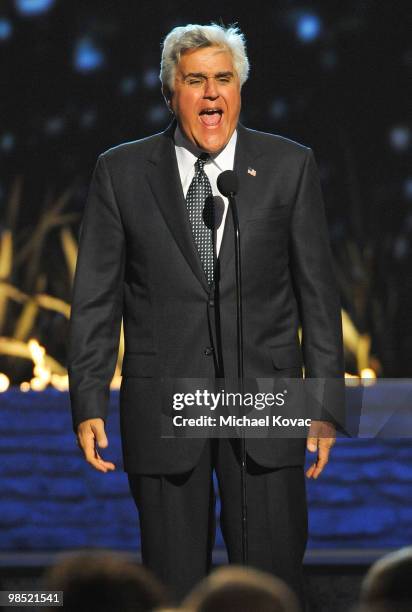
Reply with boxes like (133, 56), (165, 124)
(269, 344), (302, 369)
(121, 352), (157, 378)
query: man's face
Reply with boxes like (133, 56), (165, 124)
(167, 46), (241, 153)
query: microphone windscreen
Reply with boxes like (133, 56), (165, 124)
(217, 170), (239, 196)
(213, 196), (225, 229)
(203, 195), (225, 230)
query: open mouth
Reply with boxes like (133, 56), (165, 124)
(199, 108), (223, 127)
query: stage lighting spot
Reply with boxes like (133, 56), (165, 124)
(389, 126), (410, 151)
(120, 76), (137, 95)
(148, 104), (168, 124)
(296, 13), (322, 42)
(0, 18), (12, 40)
(14, 0), (55, 16)
(405, 213), (412, 231)
(74, 38), (105, 73)
(404, 178), (412, 200)
(0, 133), (15, 152)
(270, 98), (287, 120)
(403, 49), (412, 67)
(143, 68), (159, 88)
(393, 236), (408, 260)
(45, 116), (64, 135)
(80, 110), (96, 128)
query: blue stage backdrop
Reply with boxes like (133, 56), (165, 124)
(1, 388), (411, 553)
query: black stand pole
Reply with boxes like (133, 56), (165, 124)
(228, 193), (248, 565)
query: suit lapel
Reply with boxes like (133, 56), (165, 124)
(218, 122), (264, 279)
(145, 118), (210, 293)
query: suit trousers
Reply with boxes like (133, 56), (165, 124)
(127, 437), (308, 607)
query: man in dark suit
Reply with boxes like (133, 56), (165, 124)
(68, 23), (344, 609)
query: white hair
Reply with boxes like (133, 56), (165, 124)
(159, 22), (250, 97)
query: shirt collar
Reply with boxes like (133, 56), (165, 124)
(174, 123), (237, 180)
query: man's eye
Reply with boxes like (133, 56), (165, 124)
(218, 77), (231, 82)
(188, 79), (203, 85)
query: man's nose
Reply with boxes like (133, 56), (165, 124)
(203, 77), (219, 98)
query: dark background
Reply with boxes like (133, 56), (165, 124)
(0, 0), (411, 378)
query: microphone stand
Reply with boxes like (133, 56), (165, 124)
(227, 192), (248, 565)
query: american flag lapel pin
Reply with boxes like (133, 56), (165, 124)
(247, 167), (257, 177)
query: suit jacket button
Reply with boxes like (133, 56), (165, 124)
(204, 347), (214, 356)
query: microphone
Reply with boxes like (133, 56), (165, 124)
(203, 196), (225, 286)
(217, 168), (247, 565)
(203, 195), (225, 230)
(217, 170), (239, 197)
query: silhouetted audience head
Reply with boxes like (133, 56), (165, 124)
(352, 603), (412, 612)
(360, 546), (412, 608)
(43, 550), (169, 612)
(154, 609), (187, 612)
(183, 565), (300, 612)
(154, 609), (185, 612)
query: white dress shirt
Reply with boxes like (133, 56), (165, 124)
(174, 123), (237, 256)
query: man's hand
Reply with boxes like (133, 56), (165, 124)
(305, 420), (336, 479)
(76, 418), (116, 473)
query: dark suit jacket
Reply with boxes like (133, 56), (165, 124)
(68, 118), (344, 474)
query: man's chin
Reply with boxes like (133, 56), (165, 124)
(195, 130), (230, 154)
